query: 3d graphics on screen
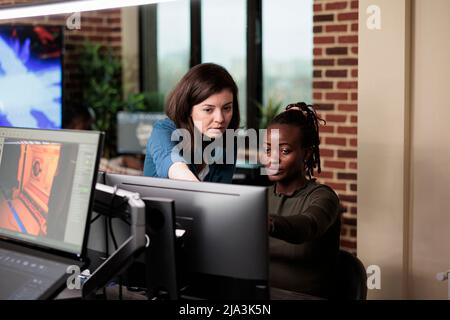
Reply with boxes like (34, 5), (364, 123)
(0, 25), (63, 129)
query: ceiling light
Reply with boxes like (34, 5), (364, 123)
(0, 0), (175, 20)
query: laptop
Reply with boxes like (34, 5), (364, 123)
(116, 111), (166, 154)
(0, 126), (103, 299)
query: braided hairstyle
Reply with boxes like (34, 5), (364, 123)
(268, 102), (325, 179)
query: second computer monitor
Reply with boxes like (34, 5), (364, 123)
(104, 173), (269, 299)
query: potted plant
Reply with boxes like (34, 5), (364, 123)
(79, 42), (164, 158)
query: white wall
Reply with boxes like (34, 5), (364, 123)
(358, 0), (450, 299)
(358, 0), (411, 299)
(409, 0), (450, 299)
(121, 7), (140, 96)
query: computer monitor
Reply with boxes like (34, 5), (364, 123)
(87, 178), (179, 300)
(116, 112), (166, 154)
(104, 173), (269, 299)
(0, 25), (63, 129)
(0, 126), (103, 259)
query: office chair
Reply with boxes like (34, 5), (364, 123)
(330, 249), (368, 300)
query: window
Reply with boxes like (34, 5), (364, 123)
(157, 0), (190, 98)
(262, 0), (313, 106)
(202, 0), (247, 126)
(141, 0), (313, 128)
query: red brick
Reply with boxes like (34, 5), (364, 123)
(325, 24), (348, 33)
(337, 12), (358, 21)
(326, 114), (347, 123)
(320, 125), (335, 134)
(313, 25), (323, 33)
(341, 195), (357, 203)
(349, 162), (357, 170)
(351, 69), (358, 78)
(314, 14), (334, 23)
(96, 27), (114, 33)
(313, 70), (322, 78)
(313, 3), (322, 12)
(350, 139), (358, 148)
(107, 36), (122, 42)
(339, 35), (358, 44)
(313, 92), (323, 100)
(352, 23), (359, 32)
(351, 0), (359, 9)
(325, 92), (348, 100)
(351, 92), (358, 101)
(313, 81), (333, 89)
(314, 36), (335, 44)
(338, 150), (357, 159)
(351, 46), (358, 54)
(313, 48), (323, 56)
(338, 58), (358, 66)
(325, 2), (348, 11)
(88, 35), (105, 42)
(338, 126), (357, 134)
(338, 172), (357, 180)
(325, 70), (348, 78)
(83, 17), (103, 23)
(351, 115), (358, 123)
(315, 103), (335, 111)
(325, 137), (347, 146)
(326, 47), (348, 55)
(107, 18), (121, 24)
(337, 81), (357, 89)
(316, 171), (334, 179)
(327, 182), (347, 191)
(341, 215), (357, 225)
(313, 59), (335, 66)
(324, 160), (346, 169)
(320, 148), (335, 157)
(350, 228), (357, 237)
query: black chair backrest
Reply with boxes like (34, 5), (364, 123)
(332, 249), (368, 300)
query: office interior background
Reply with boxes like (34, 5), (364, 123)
(0, 0), (449, 299)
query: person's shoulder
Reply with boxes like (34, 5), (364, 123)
(153, 117), (175, 130)
(306, 180), (340, 201)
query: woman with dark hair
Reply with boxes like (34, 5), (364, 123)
(263, 102), (341, 298)
(143, 63), (240, 182)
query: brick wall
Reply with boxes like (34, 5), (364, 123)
(0, 0), (122, 126)
(312, 0), (358, 253)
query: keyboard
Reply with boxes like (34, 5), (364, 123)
(0, 247), (68, 300)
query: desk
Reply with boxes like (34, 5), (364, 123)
(56, 249), (322, 300)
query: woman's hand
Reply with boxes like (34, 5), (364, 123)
(168, 162), (200, 182)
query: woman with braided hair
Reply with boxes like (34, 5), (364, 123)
(262, 102), (341, 298)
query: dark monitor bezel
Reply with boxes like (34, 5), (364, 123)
(0, 127), (104, 262)
(103, 173), (269, 299)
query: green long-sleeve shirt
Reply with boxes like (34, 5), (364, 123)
(268, 180), (341, 298)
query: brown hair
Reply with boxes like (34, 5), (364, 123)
(165, 63), (240, 136)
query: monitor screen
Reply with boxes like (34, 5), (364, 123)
(0, 127), (103, 257)
(0, 25), (63, 129)
(117, 111), (166, 154)
(104, 173), (269, 299)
